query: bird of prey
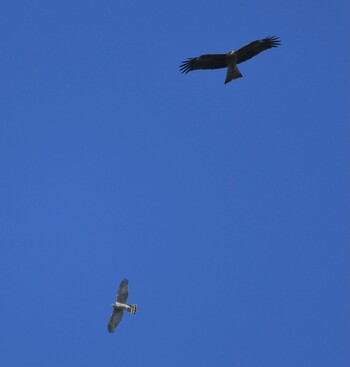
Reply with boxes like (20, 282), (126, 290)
(179, 36), (281, 84)
(107, 279), (137, 333)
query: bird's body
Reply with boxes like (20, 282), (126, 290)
(112, 301), (136, 313)
(108, 279), (137, 333)
(179, 36), (281, 84)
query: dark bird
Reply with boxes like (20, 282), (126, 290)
(107, 279), (137, 333)
(179, 36), (281, 84)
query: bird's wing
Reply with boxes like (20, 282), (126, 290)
(235, 36), (281, 64)
(116, 279), (129, 303)
(180, 54), (227, 74)
(108, 309), (124, 333)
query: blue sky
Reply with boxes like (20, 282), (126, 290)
(0, 0), (349, 366)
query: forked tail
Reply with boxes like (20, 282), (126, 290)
(225, 62), (243, 84)
(129, 304), (137, 314)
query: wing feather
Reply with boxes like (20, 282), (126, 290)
(236, 36), (281, 64)
(179, 54), (228, 74)
(116, 279), (129, 303)
(108, 309), (124, 333)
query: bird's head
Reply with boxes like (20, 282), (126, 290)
(227, 51), (237, 60)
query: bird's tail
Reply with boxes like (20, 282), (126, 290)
(225, 63), (242, 84)
(129, 304), (137, 314)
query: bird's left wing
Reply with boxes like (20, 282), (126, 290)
(236, 36), (280, 64)
(116, 279), (129, 303)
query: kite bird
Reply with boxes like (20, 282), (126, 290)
(179, 36), (281, 84)
(108, 279), (137, 333)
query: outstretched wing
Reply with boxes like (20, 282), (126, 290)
(236, 36), (280, 64)
(108, 309), (124, 333)
(116, 279), (129, 303)
(180, 54), (227, 74)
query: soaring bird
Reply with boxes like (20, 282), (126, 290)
(179, 36), (281, 84)
(107, 279), (137, 333)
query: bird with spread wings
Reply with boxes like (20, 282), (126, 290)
(108, 279), (137, 333)
(180, 36), (281, 84)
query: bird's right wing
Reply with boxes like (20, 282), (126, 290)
(180, 54), (227, 73)
(108, 309), (124, 333)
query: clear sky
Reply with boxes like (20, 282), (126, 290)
(0, 1), (349, 366)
